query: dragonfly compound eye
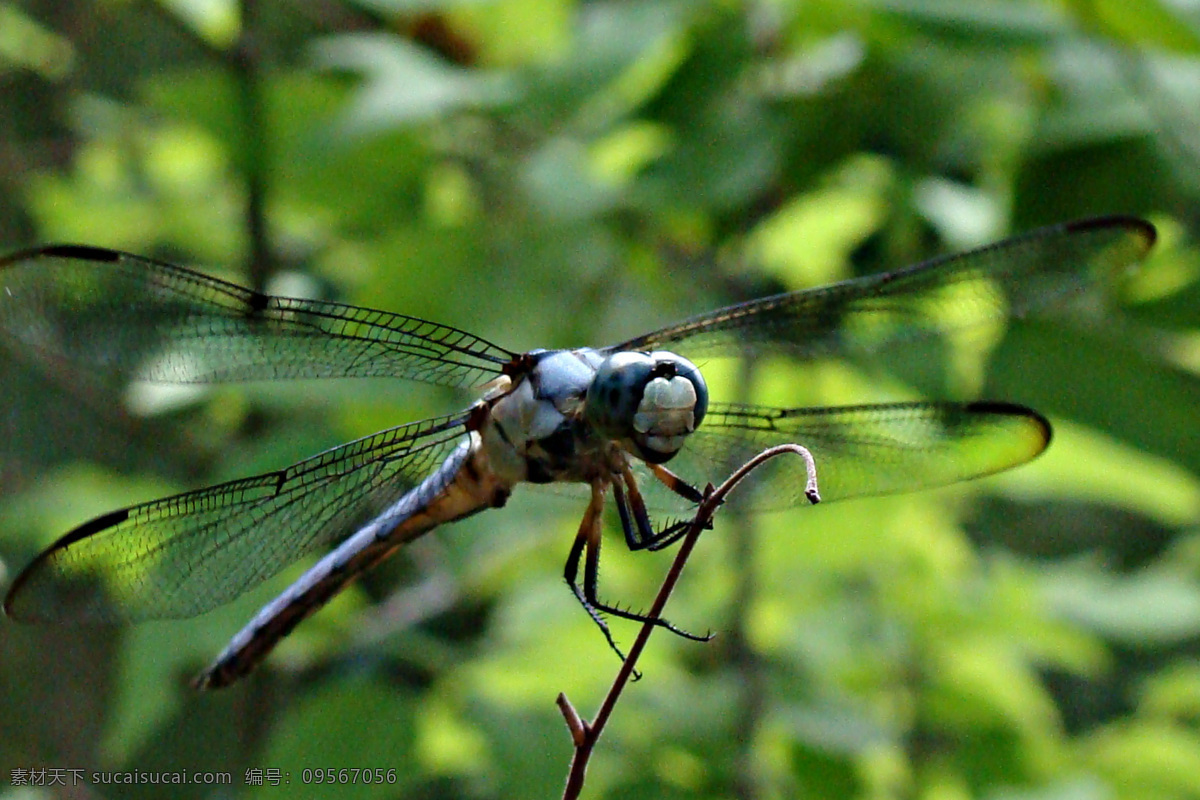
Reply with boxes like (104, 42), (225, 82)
(586, 351), (708, 463)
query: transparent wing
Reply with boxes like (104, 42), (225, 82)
(611, 217), (1154, 362)
(0, 245), (516, 387)
(635, 401), (1051, 513)
(3, 411), (474, 623)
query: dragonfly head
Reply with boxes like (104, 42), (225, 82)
(584, 350), (708, 463)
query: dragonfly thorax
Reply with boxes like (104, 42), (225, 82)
(584, 350), (708, 464)
(481, 348), (708, 487)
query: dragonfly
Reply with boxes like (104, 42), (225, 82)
(0, 216), (1154, 689)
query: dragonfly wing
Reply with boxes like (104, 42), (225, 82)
(0, 246), (515, 387)
(652, 401), (1051, 511)
(611, 217), (1153, 362)
(3, 411), (474, 623)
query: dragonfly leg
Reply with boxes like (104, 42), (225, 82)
(643, 518), (709, 552)
(621, 462), (713, 553)
(572, 477), (713, 643)
(648, 462), (704, 505)
(612, 467), (656, 550)
(564, 483), (628, 661)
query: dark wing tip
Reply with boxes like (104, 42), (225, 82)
(964, 400), (1053, 450)
(1064, 215), (1157, 250)
(39, 244), (124, 262)
(0, 244), (125, 269)
(45, 507), (131, 551)
(2, 508), (130, 621)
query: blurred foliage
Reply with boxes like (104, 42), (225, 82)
(1, 0), (1200, 798)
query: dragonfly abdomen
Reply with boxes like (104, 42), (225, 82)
(195, 436), (510, 688)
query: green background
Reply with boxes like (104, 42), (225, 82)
(2, 1), (1200, 798)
